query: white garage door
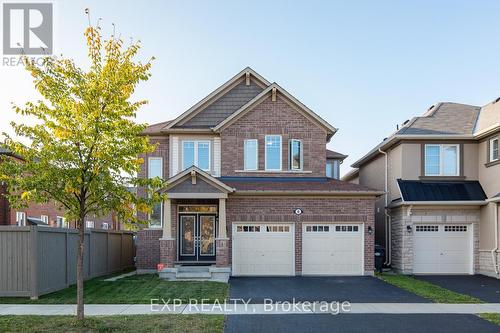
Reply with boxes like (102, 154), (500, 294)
(302, 224), (364, 276)
(413, 224), (472, 274)
(232, 223), (294, 276)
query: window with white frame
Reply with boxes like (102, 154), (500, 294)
(16, 212), (26, 226)
(148, 157), (163, 179)
(102, 222), (109, 230)
(326, 160), (340, 179)
(148, 157), (163, 228)
(424, 144), (459, 176)
(265, 135), (282, 171)
(56, 216), (66, 228)
(244, 139), (258, 170)
(86, 221), (95, 229)
(289, 139), (303, 170)
(490, 138), (499, 162)
(182, 141), (210, 171)
(40, 215), (49, 224)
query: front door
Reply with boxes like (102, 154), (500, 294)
(179, 214), (217, 262)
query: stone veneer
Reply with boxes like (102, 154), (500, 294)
(390, 206), (480, 274)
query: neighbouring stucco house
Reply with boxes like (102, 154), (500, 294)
(135, 67), (381, 281)
(344, 100), (500, 277)
(0, 147), (119, 230)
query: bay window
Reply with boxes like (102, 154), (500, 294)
(265, 135), (282, 171)
(182, 141), (210, 171)
(289, 139), (303, 170)
(490, 138), (499, 162)
(244, 139), (258, 170)
(424, 144), (459, 176)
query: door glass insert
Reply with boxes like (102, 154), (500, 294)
(200, 215), (215, 255)
(181, 215), (196, 255)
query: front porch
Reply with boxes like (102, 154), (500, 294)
(157, 167), (233, 282)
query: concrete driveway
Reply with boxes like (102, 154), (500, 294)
(229, 276), (429, 303)
(225, 314), (499, 333)
(415, 275), (500, 303)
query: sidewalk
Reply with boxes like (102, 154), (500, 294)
(1, 303), (500, 316)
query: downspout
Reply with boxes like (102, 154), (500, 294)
(379, 148), (391, 266)
(491, 203), (499, 275)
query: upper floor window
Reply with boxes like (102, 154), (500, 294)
(147, 157), (163, 228)
(182, 141), (210, 171)
(40, 215), (49, 224)
(289, 139), (303, 170)
(102, 222), (110, 230)
(265, 135), (282, 171)
(86, 221), (94, 229)
(326, 160), (340, 179)
(490, 138), (499, 162)
(16, 212), (26, 226)
(244, 139), (258, 170)
(148, 157), (163, 179)
(424, 144), (459, 176)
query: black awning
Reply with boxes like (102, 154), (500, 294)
(397, 179), (487, 202)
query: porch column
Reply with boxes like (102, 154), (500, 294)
(216, 198), (229, 268)
(218, 198), (227, 238)
(162, 197), (172, 238)
(159, 197), (175, 269)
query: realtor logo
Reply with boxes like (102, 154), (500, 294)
(2, 2), (53, 55)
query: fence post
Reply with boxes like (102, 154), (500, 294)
(29, 226), (39, 300)
(65, 229), (70, 287)
(120, 232), (124, 270)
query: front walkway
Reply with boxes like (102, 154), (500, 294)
(2, 303), (500, 315)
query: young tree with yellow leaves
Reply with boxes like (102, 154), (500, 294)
(0, 21), (162, 320)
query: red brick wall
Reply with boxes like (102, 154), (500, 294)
(3, 199), (64, 227)
(220, 96), (328, 177)
(226, 196), (375, 274)
(136, 229), (163, 270)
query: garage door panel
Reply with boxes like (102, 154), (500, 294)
(302, 224), (363, 276)
(413, 224), (472, 274)
(232, 224), (294, 276)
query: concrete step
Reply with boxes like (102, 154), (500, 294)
(176, 272), (212, 279)
(176, 265), (211, 273)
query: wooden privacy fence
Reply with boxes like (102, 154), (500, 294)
(0, 226), (135, 299)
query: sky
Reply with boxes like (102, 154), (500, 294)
(1, 0), (500, 176)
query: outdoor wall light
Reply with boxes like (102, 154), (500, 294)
(407, 225), (413, 233)
(367, 226), (373, 235)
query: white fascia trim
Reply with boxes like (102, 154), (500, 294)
(474, 123), (500, 139)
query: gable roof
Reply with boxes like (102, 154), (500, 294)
(397, 102), (480, 136)
(164, 67), (270, 130)
(213, 83), (337, 139)
(351, 102), (480, 168)
(165, 166), (234, 193)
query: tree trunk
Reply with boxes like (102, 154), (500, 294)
(76, 216), (85, 320)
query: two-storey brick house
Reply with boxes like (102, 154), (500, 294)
(345, 101), (500, 277)
(136, 68), (381, 281)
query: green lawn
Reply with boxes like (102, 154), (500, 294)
(0, 315), (224, 333)
(377, 273), (483, 304)
(0, 274), (229, 304)
(479, 313), (500, 325)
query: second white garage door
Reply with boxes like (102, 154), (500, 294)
(302, 224), (364, 275)
(232, 223), (294, 276)
(413, 224), (472, 274)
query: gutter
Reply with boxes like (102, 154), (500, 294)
(230, 190), (384, 197)
(492, 203), (499, 275)
(379, 148), (391, 266)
